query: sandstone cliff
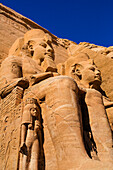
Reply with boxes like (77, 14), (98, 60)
(0, 3), (113, 170)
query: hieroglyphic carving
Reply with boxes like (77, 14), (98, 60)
(0, 86), (23, 117)
(0, 86), (23, 170)
(0, 14), (28, 33)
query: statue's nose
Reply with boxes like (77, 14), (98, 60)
(95, 69), (100, 75)
(46, 45), (53, 53)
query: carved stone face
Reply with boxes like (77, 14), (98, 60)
(30, 105), (38, 117)
(67, 59), (102, 87)
(28, 37), (54, 64)
(80, 60), (102, 86)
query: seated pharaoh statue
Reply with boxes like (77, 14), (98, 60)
(0, 29), (112, 170)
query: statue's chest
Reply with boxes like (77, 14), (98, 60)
(22, 57), (43, 77)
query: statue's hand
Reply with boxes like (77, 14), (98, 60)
(16, 77), (29, 88)
(52, 72), (60, 77)
(103, 96), (113, 108)
(19, 142), (27, 155)
(28, 123), (33, 130)
(0, 77), (29, 98)
(34, 120), (41, 134)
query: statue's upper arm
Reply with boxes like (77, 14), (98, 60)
(0, 56), (22, 80)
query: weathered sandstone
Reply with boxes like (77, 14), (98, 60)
(0, 3), (113, 170)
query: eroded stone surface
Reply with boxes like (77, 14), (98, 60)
(0, 4), (113, 170)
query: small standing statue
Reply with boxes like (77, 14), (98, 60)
(19, 98), (42, 170)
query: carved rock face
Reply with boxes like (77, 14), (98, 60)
(65, 54), (101, 88)
(28, 38), (54, 63)
(80, 60), (102, 87)
(0, 6), (113, 169)
(30, 105), (39, 117)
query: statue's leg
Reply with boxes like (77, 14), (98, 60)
(23, 76), (89, 169)
(43, 76), (89, 169)
(22, 129), (34, 170)
(30, 138), (39, 170)
(22, 155), (27, 170)
(85, 89), (113, 162)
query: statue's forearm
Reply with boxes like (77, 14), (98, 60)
(85, 89), (112, 160)
(21, 124), (27, 144)
(103, 96), (113, 108)
(0, 78), (29, 98)
(29, 72), (53, 86)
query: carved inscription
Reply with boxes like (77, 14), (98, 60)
(0, 14), (28, 33)
(0, 86), (23, 169)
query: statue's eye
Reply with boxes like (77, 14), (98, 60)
(90, 67), (95, 71)
(29, 45), (33, 49)
(28, 40), (35, 48)
(40, 43), (47, 48)
(72, 67), (75, 72)
(76, 69), (80, 72)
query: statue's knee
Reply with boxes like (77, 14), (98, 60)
(56, 76), (78, 91)
(85, 89), (103, 105)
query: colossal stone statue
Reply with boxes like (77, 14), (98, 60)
(64, 54), (112, 161)
(0, 29), (112, 169)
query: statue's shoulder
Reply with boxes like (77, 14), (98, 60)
(1, 55), (22, 67)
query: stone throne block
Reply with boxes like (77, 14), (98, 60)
(0, 86), (23, 170)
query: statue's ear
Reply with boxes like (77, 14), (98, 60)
(88, 59), (94, 65)
(44, 33), (52, 44)
(9, 37), (24, 56)
(72, 64), (83, 79)
(27, 40), (35, 49)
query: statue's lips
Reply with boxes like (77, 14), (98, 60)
(94, 75), (101, 80)
(44, 52), (53, 57)
(44, 52), (53, 58)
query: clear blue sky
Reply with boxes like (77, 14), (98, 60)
(1, 0), (113, 47)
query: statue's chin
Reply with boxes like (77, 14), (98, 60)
(89, 79), (102, 89)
